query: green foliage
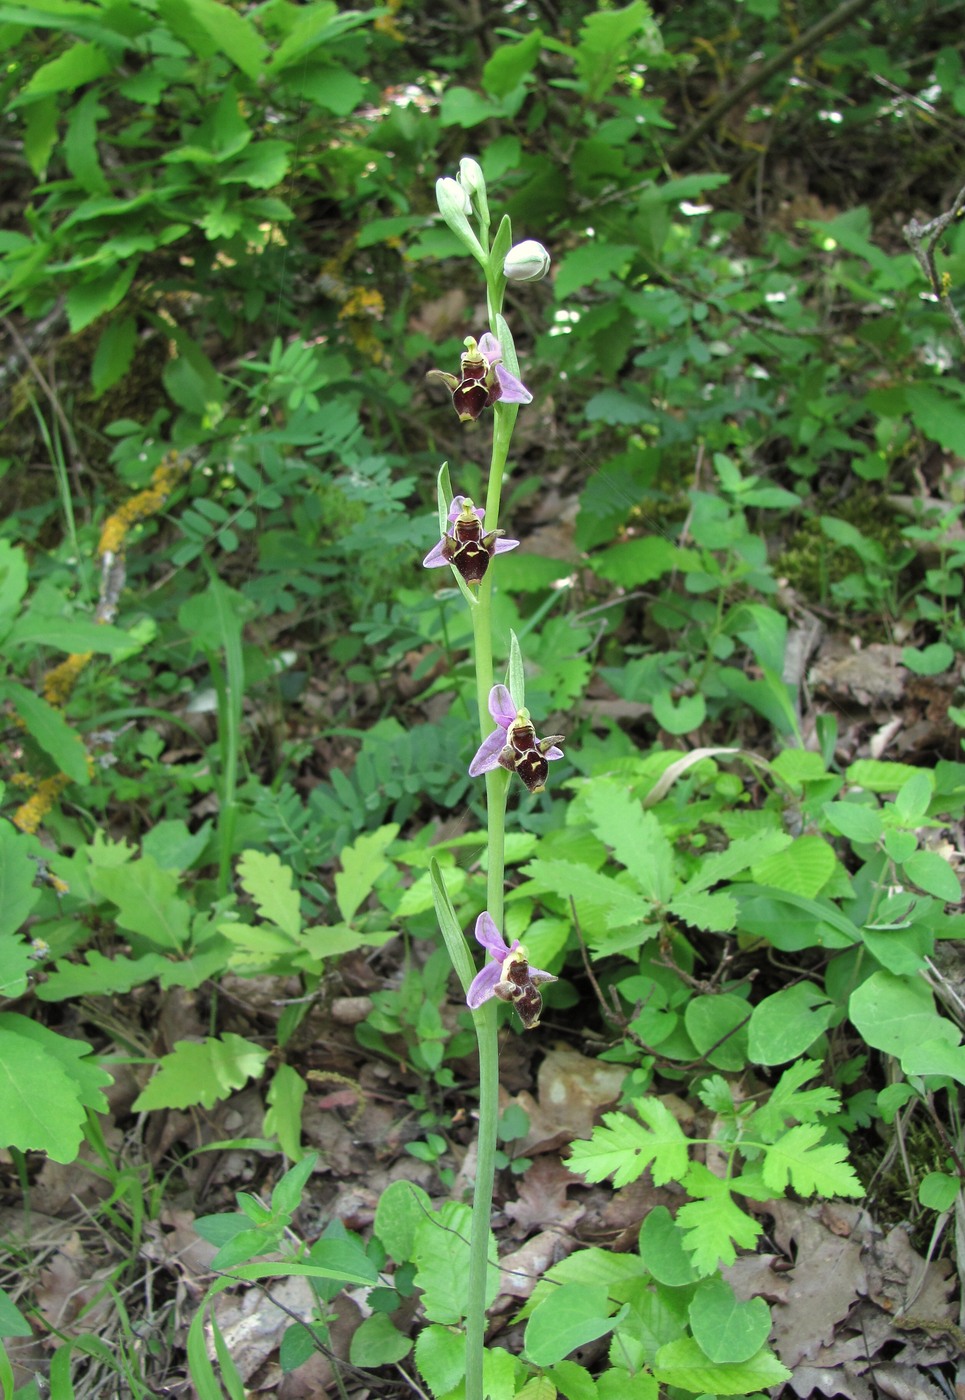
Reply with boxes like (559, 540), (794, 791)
(4, 0), (965, 1391)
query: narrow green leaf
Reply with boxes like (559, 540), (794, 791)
(0, 680), (89, 783)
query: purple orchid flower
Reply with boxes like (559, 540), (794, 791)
(423, 495), (519, 585)
(426, 333), (533, 423)
(469, 684), (565, 794)
(466, 912), (557, 1031)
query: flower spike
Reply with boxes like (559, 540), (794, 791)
(469, 685), (565, 794)
(466, 912), (556, 1031)
(423, 496), (519, 585)
(427, 333), (532, 423)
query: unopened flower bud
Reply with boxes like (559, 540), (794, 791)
(436, 176), (472, 219)
(458, 157), (489, 225)
(503, 239), (551, 283)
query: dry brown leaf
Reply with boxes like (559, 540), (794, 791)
(503, 1156), (584, 1237)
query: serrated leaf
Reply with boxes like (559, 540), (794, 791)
(133, 1033), (269, 1111)
(684, 830), (791, 894)
(237, 849), (301, 938)
(335, 824), (399, 923)
(675, 1164), (762, 1273)
(90, 857), (191, 950)
(747, 1059), (839, 1140)
(750, 834), (835, 897)
(568, 1098), (689, 1188)
(578, 779), (674, 901)
(668, 889), (737, 931)
(846, 758), (923, 792)
(519, 858), (648, 936)
(761, 1124), (864, 1196)
(823, 801), (883, 843)
(653, 1336), (790, 1394)
(412, 1202), (498, 1326)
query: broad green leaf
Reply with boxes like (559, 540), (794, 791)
(0, 1016), (112, 1162)
(374, 1179), (433, 1263)
(350, 1314), (411, 1367)
(893, 770), (934, 824)
(685, 993), (749, 1070)
(335, 824), (399, 923)
(901, 1038), (965, 1086)
(483, 26), (543, 97)
(524, 1284), (617, 1366)
(902, 849), (960, 903)
(903, 642), (955, 676)
(653, 1336), (790, 1394)
(761, 1124), (864, 1196)
(737, 886), (860, 951)
(823, 801), (883, 844)
(688, 1276), (771, 1364)
(66, 260), (137, 333)
(133, 1033), (269, 1111)
(0, 1286), (32, 1336)
(750, 834), (835, 897)
(748, 982), (833, 1065)
(850, 971), (958, 1058)
(184, 0), (268, 77)
(652, 689), (706, 735)
(918, 1172), (960, 1212)
(91, 857), (191, 949)
(0, 680), (89, 783)
(905, 382), (965, 455)
(638, 1205), (700, 1286)
(846, 759), (922, 793)
(224, 139), (291, 189)
(414, 1324), (465, 1400)
(591, 536), (678, 588)
(771, 749), (828, 785)
(237, 849), (301, 938)
(16, 41), (110, 100)
(555, 241), (636, 299)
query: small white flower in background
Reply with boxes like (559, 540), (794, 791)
(504, 239), (551, 283)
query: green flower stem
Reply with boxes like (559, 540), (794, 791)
(463, 393), (515, 1400)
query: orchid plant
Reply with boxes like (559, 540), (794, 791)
(423, 158), (558, 1400)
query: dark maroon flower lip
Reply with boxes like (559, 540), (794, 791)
(422, 496), (519, 585)
(466, 912), (556, 1030)
(426, 333), (532, 423)
(468, 685), (565, 793)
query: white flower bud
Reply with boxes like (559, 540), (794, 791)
(458, 157), (485, 201)
(436, 176), (472, 219)
(458, 157), (489, 227)
(503, 239), (551, 283)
